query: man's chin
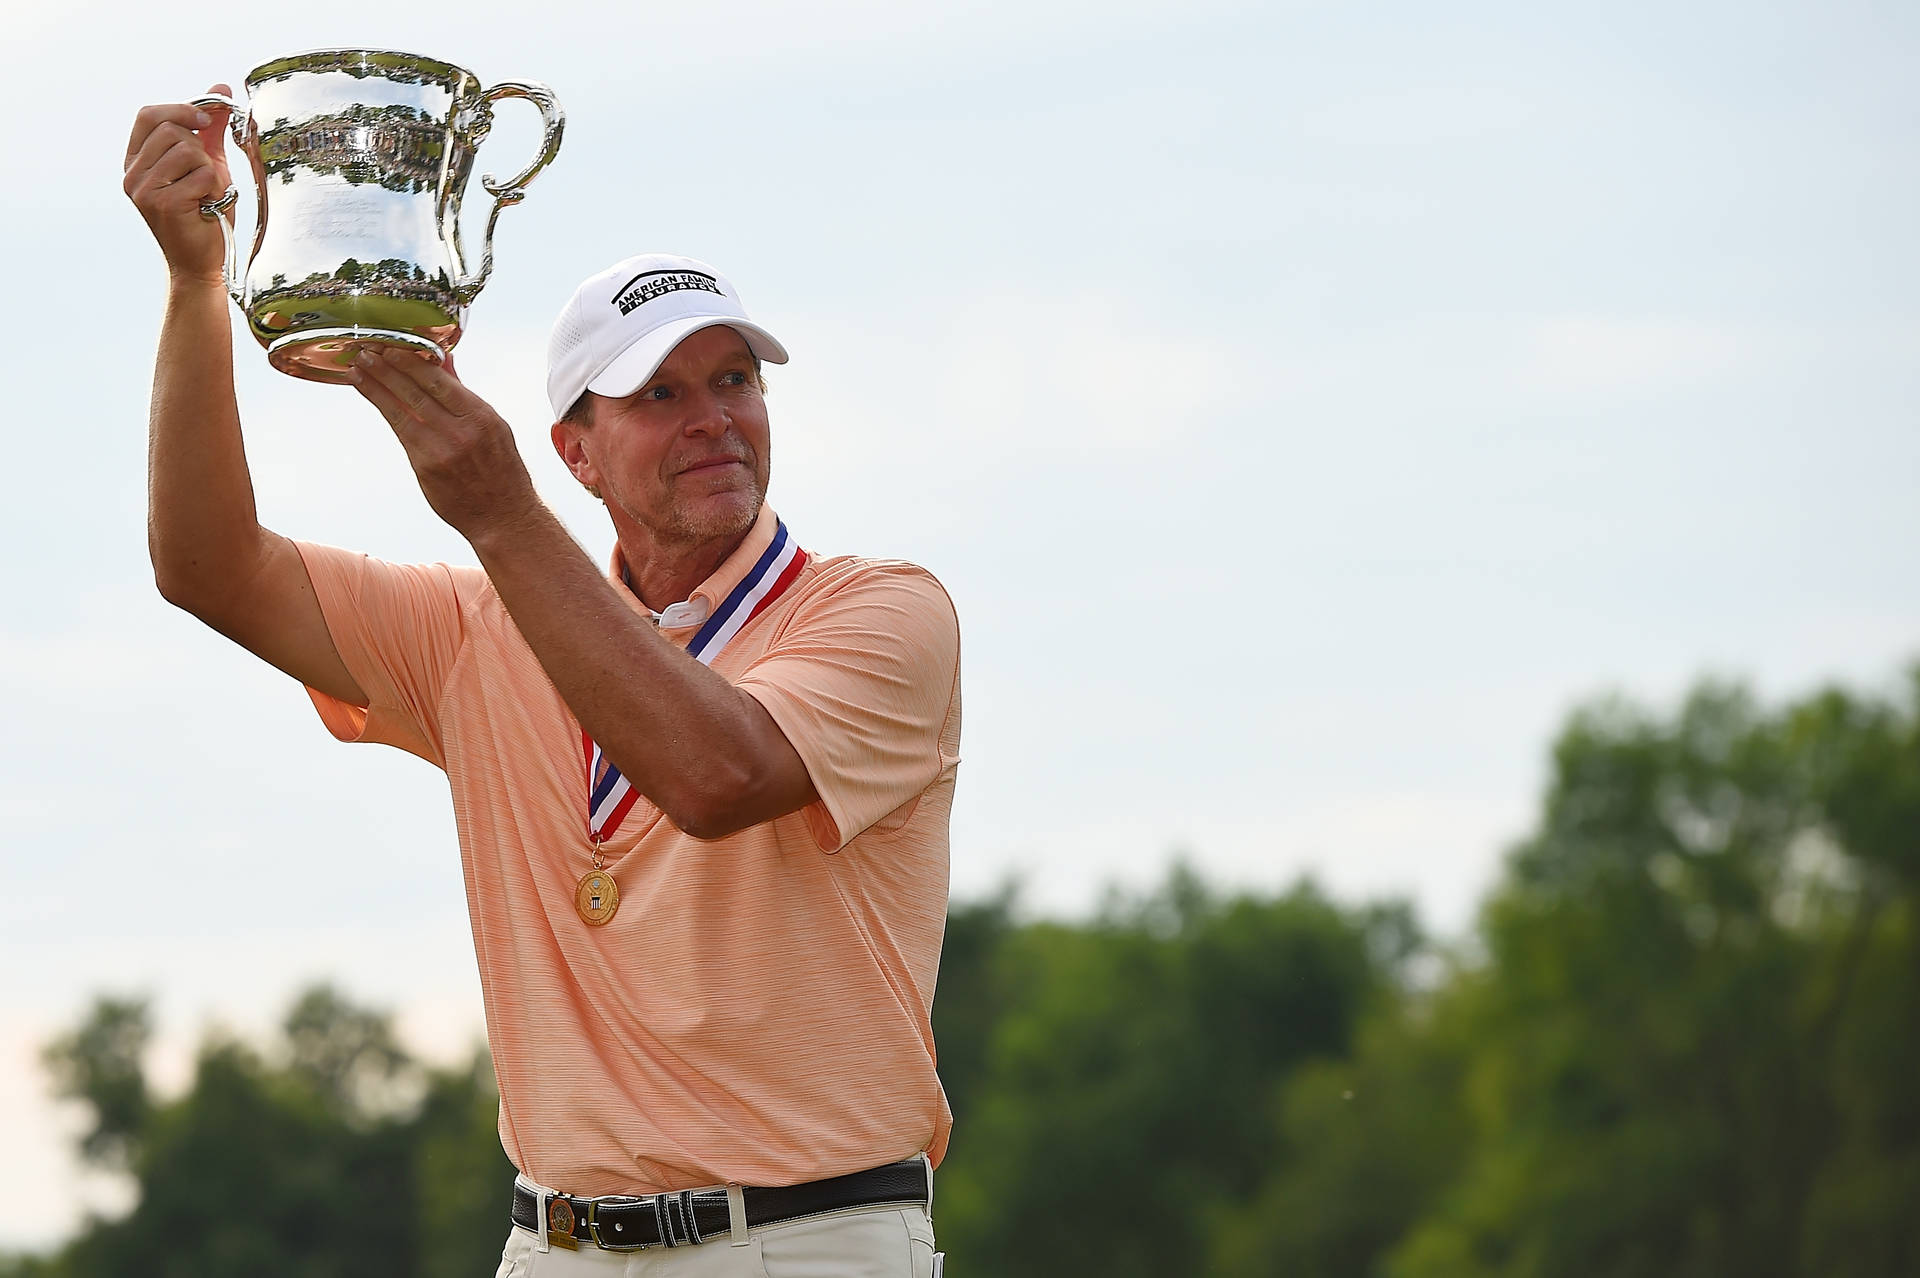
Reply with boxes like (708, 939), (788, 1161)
(680, 490), (762, 542)
(611, 481), (765, 550)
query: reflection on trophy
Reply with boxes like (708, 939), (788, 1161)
(194, 49), (564, 382)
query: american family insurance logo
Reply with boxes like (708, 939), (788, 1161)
(612, 269), (725, 315)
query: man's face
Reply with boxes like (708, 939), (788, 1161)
(572, 325), (771, 552)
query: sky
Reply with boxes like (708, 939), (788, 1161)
(4, 0), (1917, 1253)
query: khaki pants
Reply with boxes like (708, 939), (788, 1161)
(495, 1188), (939, 1277)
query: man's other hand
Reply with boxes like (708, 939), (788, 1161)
(348, 349), (544, 543)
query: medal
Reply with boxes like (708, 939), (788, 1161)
(575, 856), (620, 926)
(575, 519), (808, 925)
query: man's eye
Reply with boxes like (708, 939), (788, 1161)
(719, 370), (748, 386)
(645, 385), (673, 400)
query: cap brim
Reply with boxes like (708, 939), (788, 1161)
(586, 316), (789, 400)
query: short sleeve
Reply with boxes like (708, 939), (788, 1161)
(293, 541), (478, 768)
(736, 563), (961, 852)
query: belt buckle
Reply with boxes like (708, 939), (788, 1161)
(588, 1196), (649, 1252)
(545, 1195), (580, 1251)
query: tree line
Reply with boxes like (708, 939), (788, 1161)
(6, 666), (1916, 1277)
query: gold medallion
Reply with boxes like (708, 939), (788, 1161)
(548, 1196), (579, 1249)
(576, 869), (619, 925)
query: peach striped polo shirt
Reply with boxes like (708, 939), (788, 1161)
(293, 505), (960, 1195)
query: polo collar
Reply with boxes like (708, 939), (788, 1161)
(606, 504), (781, 634)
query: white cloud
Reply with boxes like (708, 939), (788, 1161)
(0, 620), (193, 697)
(1297, 84), (1540, 147)
(774, 289), (1245, 473)
(30, 0), (1262, 63)
(1523, 314), (1744, 393)
(965, 790), (1531, 938)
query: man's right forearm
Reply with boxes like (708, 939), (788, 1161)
(147, 278), (270, 613)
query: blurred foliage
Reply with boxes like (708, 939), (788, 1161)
(4, 987), (513, 1278)
(41, 999), (151, 1172)
(4, 666), (1916, 1277)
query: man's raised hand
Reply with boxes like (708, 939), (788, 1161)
(123, 86), (235, 287)
(347, 349), (543, 544)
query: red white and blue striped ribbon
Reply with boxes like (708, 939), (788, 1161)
(583, 520), (808, 842)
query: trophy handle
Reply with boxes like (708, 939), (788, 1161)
(190, 93), (253, 307)
(456, 80), (566, 305)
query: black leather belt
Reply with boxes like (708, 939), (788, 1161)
(510, 1158), (928, 1252)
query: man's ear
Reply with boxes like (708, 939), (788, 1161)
(551, 420), (597, 493)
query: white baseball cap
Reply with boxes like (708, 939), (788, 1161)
(545, 253), (789, 419)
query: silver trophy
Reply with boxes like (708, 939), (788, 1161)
(193, 49), (564, 382)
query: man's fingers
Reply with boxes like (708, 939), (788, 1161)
(346, 347), (530, 535)
(126, 142), (226, 224)
(370, 348), (475, 413)
(348, 362), (426, 440)
(146, 136), (213, 194)
(124, 142), (227, 233)
(125, 104), (215, 171)
(351, 352), (438, 421)
(350, 350), (475, 434)
(196, 85), (234, 164)
(404, 352), (471, 410)
(126, 121), (199, 186)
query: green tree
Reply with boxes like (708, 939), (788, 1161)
(283, 984), (414, 1121)
(41, 999), (152, 1172)
(9, 665), (1915, 1278)
(413, 1051), (518, 1278)
(1205, 669), (1920, 1278)
(933, 866), (1408, 1278)
(1207, 973), (1475, 1278)
(1384, 674), (1920, 1278)
(929, 885), (1020, 1153)
(1787, 674), (1920, 1277)
(6, 989), (513, 1278)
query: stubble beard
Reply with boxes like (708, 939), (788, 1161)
(612, 457), (769, 555)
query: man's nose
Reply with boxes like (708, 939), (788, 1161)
(682, 389), (731, 436)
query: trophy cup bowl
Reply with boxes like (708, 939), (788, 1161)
(193, 49), (564, 382)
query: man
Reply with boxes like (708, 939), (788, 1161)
(125, 92), (958, 1277)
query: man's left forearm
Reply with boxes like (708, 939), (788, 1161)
(348, 350), (814, 839)
(470, 502), (815, 840)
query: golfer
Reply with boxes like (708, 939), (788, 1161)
(125, 94), (959, 1277)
